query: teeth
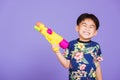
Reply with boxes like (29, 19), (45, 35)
(83, 31), (90, 35)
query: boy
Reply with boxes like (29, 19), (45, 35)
(52, 13), (103, 80)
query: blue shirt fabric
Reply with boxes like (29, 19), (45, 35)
(64, 38), (103, 80)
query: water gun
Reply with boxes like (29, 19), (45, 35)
(34, 22), (69, 51)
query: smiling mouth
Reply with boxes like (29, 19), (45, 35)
(83, 31), (90, 35)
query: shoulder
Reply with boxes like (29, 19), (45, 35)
(91, 41), (101, 49)
(91, 40), (100, 46)
(67, 39), (78, 50)
(69, 39), (78, 45)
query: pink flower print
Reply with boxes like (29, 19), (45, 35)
(80, 64), (86, 70)
(63, 52), (68, 57)
(63, 52), (67, 55)
(74, 52), (83, 60)
(97, 57), (103, 62)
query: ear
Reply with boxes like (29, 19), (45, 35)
(75, 26), (79, 32)
(94, 30), (98, 36)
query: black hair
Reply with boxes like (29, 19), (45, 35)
(77, 13), (100, 30)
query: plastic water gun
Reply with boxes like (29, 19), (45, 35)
(34, 22), (69, 51)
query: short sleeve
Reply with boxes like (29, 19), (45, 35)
(94, 44), (103, 62)
(63, 39), (78, 60)
(63, 40), (75, 60)
(63, 47), (71, 60)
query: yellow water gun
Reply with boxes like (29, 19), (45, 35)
(34, 22), (69, 51)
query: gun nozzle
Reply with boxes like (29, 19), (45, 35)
(36, 22), (41, 26)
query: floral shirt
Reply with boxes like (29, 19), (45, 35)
(64, 39), (103, 80)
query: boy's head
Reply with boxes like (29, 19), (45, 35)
(76, 13), (100, 41)
(77, 13), (99, 30)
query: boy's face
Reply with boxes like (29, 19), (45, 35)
(76, 18), (98, 41)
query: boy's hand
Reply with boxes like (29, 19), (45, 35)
(51, 44), (60, 53)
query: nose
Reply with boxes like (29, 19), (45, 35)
(84, 26), (90, 31)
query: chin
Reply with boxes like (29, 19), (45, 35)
(82, 36), (91, 39)
(84, 36), (92, 40)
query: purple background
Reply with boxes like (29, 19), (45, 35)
(0, 0), (120, 80)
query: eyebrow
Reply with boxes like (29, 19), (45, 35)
(81, 22), (96, 27)
(81, 22), (86, 25)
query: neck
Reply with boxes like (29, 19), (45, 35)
(79, 38), (91, 42)
(77, 38), (91, 43)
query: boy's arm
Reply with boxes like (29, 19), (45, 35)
(95, 61), (103, 80)
(51, 44), (70, 68)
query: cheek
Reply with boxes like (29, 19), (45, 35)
(92, 31), (97, 36)
(76, 27), (81, 32)
(90, 29), (96, 32)
(79, 27), (85, 31)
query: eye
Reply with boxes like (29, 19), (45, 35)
(90, 26), (95, 29)
(82, 24), (87, 27)
(90, 26), (93, 28)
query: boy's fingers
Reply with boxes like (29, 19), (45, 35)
(52, 44), (59, 48)
(51, 44), (60, 52)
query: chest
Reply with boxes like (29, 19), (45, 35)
(69, 43), (98, 64)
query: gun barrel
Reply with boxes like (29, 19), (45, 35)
(34, 22), (69, 49)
